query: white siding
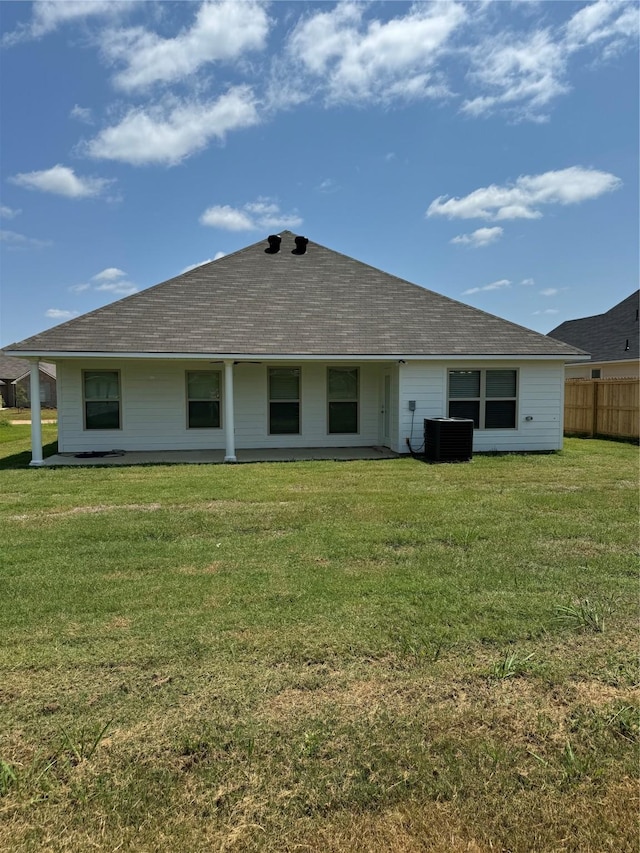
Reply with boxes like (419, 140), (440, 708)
(398, 360), (566, 453)
(566, 360), (639, 380)
(56, 357), (567, 454)
(56, 359), (385, 452)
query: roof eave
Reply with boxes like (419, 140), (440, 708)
(2, 349), (590, 362)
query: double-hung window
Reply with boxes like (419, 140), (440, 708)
(327, 367), (359, 434)
(84, 370), (120, 430)
(448, 369), (517, 429)
(187, 371), (221, 428)
(269, 368), (300, 434)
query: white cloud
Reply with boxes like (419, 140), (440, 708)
(450, 226), (503, 248)
(200, 205), (255, 231)
(461, 1), (638, 120)
(45, 308), (79, 320)
(181, 259), (212, 274)
(85, 88), (259, 166)
(565, 0), (640, 53)
(278, 1), (638, 119)
(93, 267), (126, 282)
(316, 178), (340, 194)
(9, 165), (112, 199)
(533, 308), (560, 316)
(0, 229), (51, 249)
(92, 268), (137, 295)
(180, 253), (226, 274)
(0, 205), (20, 219)
(427, 167), (622, 221)
(95, 281), (138, 296)
(540, 288), (559, 296)
(463, 279), (511, 296)
(520, 278), (535, 286)
(3, 1), (131, 46)
(200, 198), (303, 231)
(69, 268), (135, 296)
(70, 105), (94, 124)
(286, 1), (466, 104)
(103, 0), (269, 91)
(462, 29), (568, 120)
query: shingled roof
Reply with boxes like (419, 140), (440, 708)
(7, 232), (585, 358)
(548, 290), (639, 363)
(0, 352), (56, 380)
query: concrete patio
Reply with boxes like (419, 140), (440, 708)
(41, 446), (400, 467)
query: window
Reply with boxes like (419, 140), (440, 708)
(187, 371), (220, 428)
(591, 369), (601, 379)
(84, 370), (120, 430)
(269, 368), (300, 434)
(448, 369), (517, 429)
(328, 367), (359, 433)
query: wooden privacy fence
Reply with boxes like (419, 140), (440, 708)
(564, 378), (639, 440)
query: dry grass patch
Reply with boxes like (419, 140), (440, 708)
(293, 777), (639, 853)
(8, 502), (163, 522)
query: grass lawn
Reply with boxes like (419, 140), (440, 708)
(0, 408), (57, 424)
(0, 431), (638, 852)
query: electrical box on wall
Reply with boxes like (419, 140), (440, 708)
(408, 400), (416, 411)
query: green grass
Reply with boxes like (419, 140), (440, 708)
(0, 407), (57, 424)
(0, 436), (638, 851)
(0, 420), (57, 470)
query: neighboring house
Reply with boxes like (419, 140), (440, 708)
(4, 231), (586, 464)
(0, 353), (56, 408)
(548, 291), (640, 379)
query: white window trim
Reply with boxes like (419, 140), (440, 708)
(268, 366), (301, 435)
(83, 369), (122, 431)
(448, 368), (518, 430)
(185, 370), (222, 430)
(327, 367), (360, 435)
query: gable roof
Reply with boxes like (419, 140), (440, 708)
(6, 232), (584, 359)
(548, 290), (639, 363)
(0, 352), (56, 381)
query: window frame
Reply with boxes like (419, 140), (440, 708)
(448, 368), (518, 430)
(327, 367), (360, 435)
(83, 369), (121, 431)
(186, 370), (222, 430)
(268, 366), (301, 435)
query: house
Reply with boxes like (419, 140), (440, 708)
(4, 231), (586, 465)
(548, 291), (640, 379)
(0, 353), (56, 408)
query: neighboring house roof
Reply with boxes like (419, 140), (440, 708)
(548, 290), (640, 363)
(0, 352), (56, 380)
(6, 232), (585, 359)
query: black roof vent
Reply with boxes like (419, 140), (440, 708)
(292, 235), (308, 255)
(265, 234), (281, 254)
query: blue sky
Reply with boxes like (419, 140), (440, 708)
(0, 0), (638, 348)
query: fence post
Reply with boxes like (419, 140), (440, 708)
(591, 380), (598, 437)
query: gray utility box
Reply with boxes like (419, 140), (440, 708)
(424, 417), (474, 463)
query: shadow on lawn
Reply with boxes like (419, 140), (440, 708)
(0, 441), (58, 471)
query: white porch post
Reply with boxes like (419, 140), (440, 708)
(29, 361), (44, 467)
(223, 359), (237, 462)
